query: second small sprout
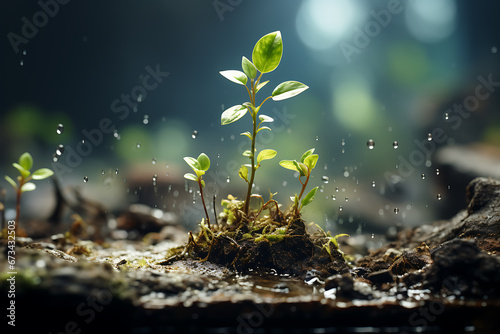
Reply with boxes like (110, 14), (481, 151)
(183, 153), (211, 228)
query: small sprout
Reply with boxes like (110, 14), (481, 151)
(184, 153), (211, 228)
(220, 31), (308, 216)
(4, 152), (54, 230)
(279, 148), (319, 217)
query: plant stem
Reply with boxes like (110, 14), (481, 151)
(198, 179), (211, 229)
(243, 112), (257, 216)
(295, 173), (310, 216)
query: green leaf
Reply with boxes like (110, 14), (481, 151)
(301, 148), (315, 163)
(242, 150), (252, 157)
(32, 168), (54, 180)
(200, 179), (205, 188)
(221, 105), (247, 125)
(259, 114), (274, 123)
(241, 56), (257, 79)
(184, 173), (198, 182)
(256, 126), (271, 133)
(255, 80), (269, 93)
(19, 152), (33, 171)
(240, 131), (252, 140)
(21, 182), (36, 193)
(271, 81), (309, 101)
(195, 169), (205, 178)
(4, 175), (17, 190)
(183, 157), (201, 172)
(219, 70), (247, 85)
(304, 154), (318, 171)
(12, 163), (30, 178)
(294, 161), (308, 177)
(330, 233), (350, 249)
(197, 153), (210, 171)
(301, 186), (319, 208)
(238, 165), (249, 182)
(279, 160), (298, 172)
(252, 31), (283, 73)
(257, 149), (277, 165)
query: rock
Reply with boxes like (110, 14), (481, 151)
(366, 269), (394, 285)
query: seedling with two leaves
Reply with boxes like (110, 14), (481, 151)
(4, 152), (54, 227)
(183, 153), (212, 228)
(279, 148), (319, 217)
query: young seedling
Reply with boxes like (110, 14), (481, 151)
(4, 152), (54, 230)
(220, 31), (309, 216)
(279, 148), (319, 217)
(183, 153), (211, 228)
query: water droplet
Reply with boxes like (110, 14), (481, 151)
(192, 130), (198, 139)
(22, 50), (27, 56)
(371, 234), (375, 239)
(427, 133), (432, 141)
(339, 206), (343, 212)
(321, 176), (329, 183)
(421, 174), (426, 180)
(367, 139), (375, 149)
(372, 181), (376, 188)
(341, 139), (345, 146)
(56, 124), (64, 135)
(55, 144), (64, 156)
(444, 113), (449, 120)
(345, 197), (348, 202)
(113, 131), (121, 140)
(137, 94), (143, 103)
(315, 136), (319, 141)
(394, 208), (399, 214)
(226, 176), (230, 183)
(492, 46), (498, 54)
(343, 171), (350, 178)
(152, 158), (156, 165)
(393, 141), (399, 149)
(282, 181), (287, 187)
(52, 154), (59, 162)
(153, 174), (158, 185)
(437, 194), (442, 200)
(335, 187), (339, 192)
(436, 168), (440, 176)
(331, 195), (336, 201)
(143, 115), (149, 124)
(20, 60), (24, 66)
(115, 169), (119, 175)
(83, 176), (89, 183)
(101, 170), (105, 175)
(136, 143), (141, 149)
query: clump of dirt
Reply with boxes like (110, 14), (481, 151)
(162, 197), (350, 277)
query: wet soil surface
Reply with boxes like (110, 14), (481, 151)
(1, 177), (500, 333)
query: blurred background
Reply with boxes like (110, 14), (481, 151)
(1, 0), (499, 237)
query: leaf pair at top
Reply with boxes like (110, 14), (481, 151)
(184, 153), (210, 188)
(5, 152), (54, 193)
(279, 148), (318, 178)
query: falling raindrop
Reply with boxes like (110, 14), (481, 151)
(20, 60), (24, 66)
(192, 130), (198, 139)
(55, 144), (64, 156)
(393, 141), (399, 149)
(345, 197), (348, 202)
(282, 181), (287, 187)
(153, 174), (158, 186)
(56, 124), (64, 135)
(427, 133), (432, 141)
(115, 169), (119, 175)
(437, 194), (442, 200)
(372, 181), (376, 188)
(315, 136), (319, 141)
(321, 176), (329, 183)
(143, 115), (149, 124)
(22, 50), (27, 56)
(335, 187), (339, 192)
(492, 46), (498, 54)
(444, 113), (449, 120)
(226, 176), (230, 183)
(394, 208), (399, 214)
(367, 139), (375, 149)
(339, 206), (343, 212)
(343, 170), (350, 178)
(436, 168), (440, 176)
(137, 94), (143, 103)
(136, 143), (141, 149)
(52, 154), (59, 162)
(421, 174), (426, 180)
(332, 195), (336, 201)
(101, 170), (105, 175)
(341, 139), (345, 146)
(83, 176), (89, 183)
(152, 158), (156, 165)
